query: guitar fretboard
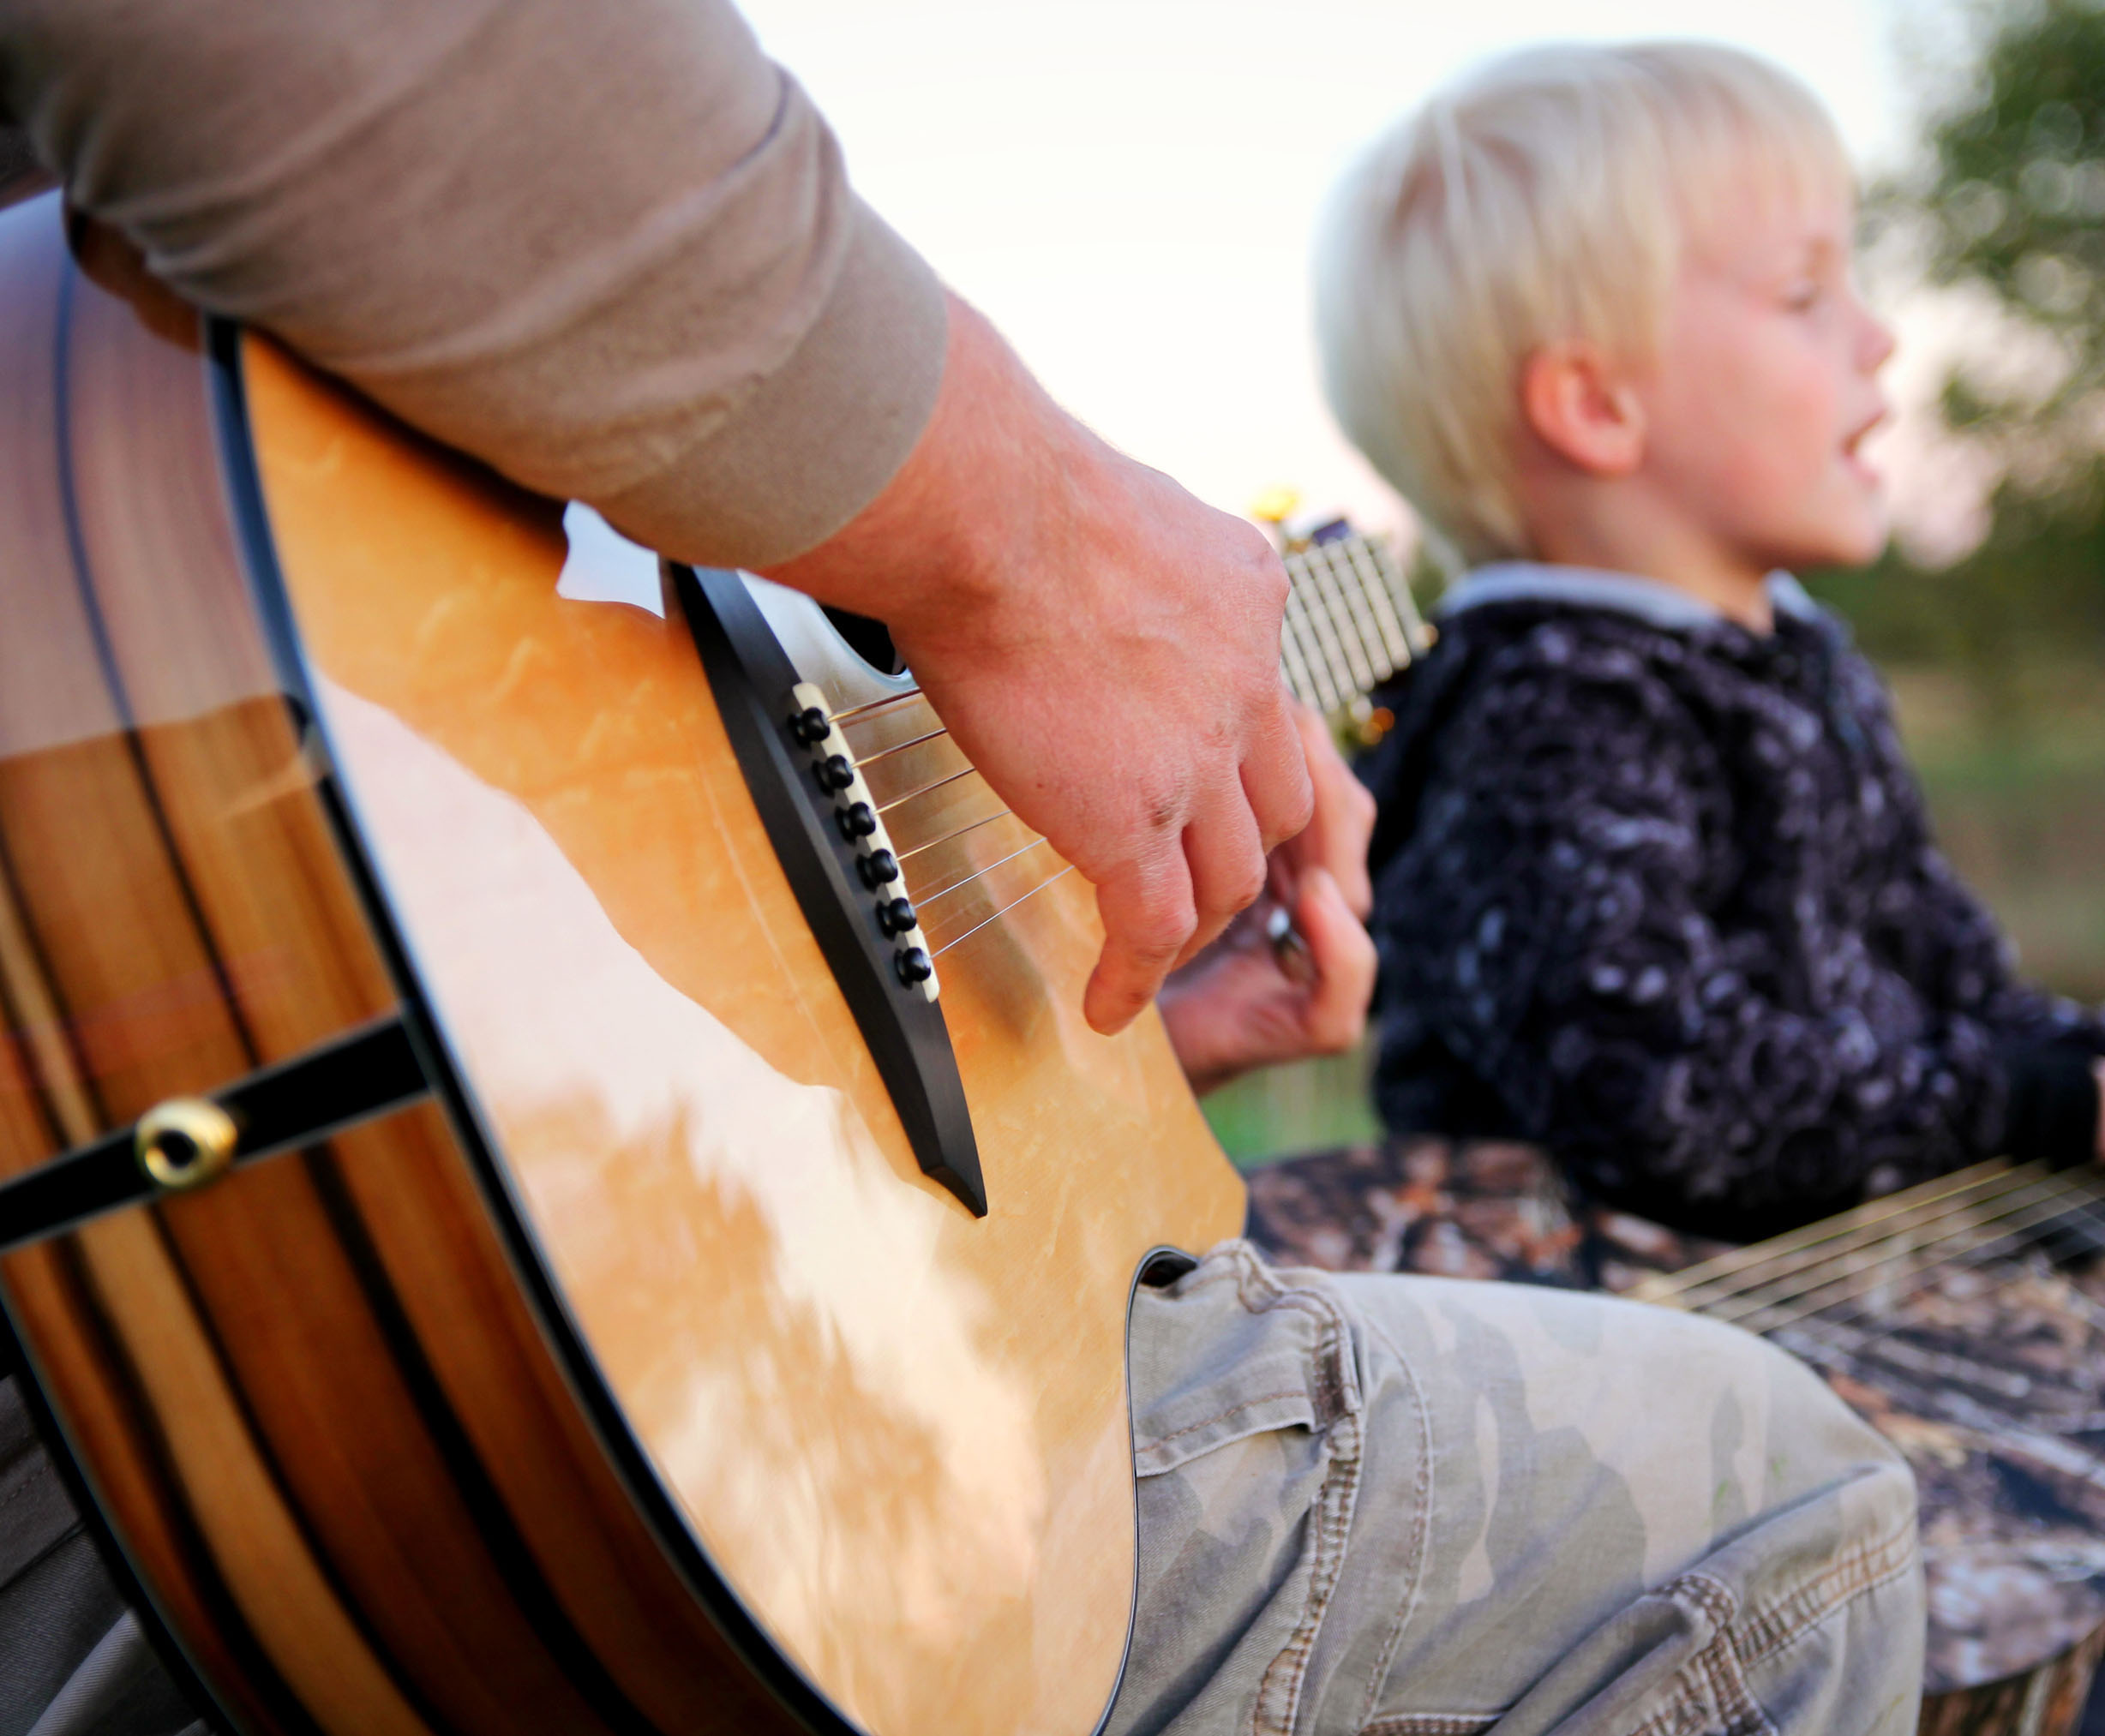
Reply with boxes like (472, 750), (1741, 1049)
(1278, 531), (1432, 717)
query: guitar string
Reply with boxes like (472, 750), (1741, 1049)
(1639, 1160), (2034, 1302)
(914, 835), (1054, 907)
(852, 724), (950, 766)
(876, 763), (978, 814)
(821, 538), (1389, 728)
(1650, 1164), (2071, 1312)
(1663, 1173), (2087, 1324)
(1636, 1163), (2105, 1356)
(790, 692), (1068, 901)
(1671, 1172), (2105, 1344)
(1650, 1161), (2079, 1304)
(1750, 1211), (2105, 1397)
(1680, 1215), (2105, 1403)
(845, 579), (1372, 918)
(824, 552), (1398, 889)
(830, 688), (925, 724)
(800, 701), (974, 814)
(929, 865), (1076, 957)
(810, 604), (2096, 1378)
(1697, 1197), (2076, 1332)
(1743, 1182), (2105, 1337)
(896, 807), (1013, 862)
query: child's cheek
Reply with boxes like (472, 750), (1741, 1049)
(1767, 344), (1838, 491)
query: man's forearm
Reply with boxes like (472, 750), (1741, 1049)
(3, 1), (1314, 1034)
(0, 0), (947, 569)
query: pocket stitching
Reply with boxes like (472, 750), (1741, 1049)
(1236, 1248), (1366, 1736)
(1352, 1308), (1436, 1733)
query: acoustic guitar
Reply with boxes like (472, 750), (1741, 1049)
(0, 190), (1256, 1736)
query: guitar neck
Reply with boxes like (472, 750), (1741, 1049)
(1277, 530), (1433, 717)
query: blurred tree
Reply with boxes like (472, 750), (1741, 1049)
(1796, 3), (2105, 1002)
(1812, 0), (2105, 730)
(1902, 0), (2105, 457)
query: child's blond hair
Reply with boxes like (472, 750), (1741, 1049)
(1315, 41), (1850, 564)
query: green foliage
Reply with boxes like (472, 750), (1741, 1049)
(1832, 0), (2105, 727)
(1796, 0), (2105, 1006)
(1809, 455), (2105, 704)
(1878, 0), (2105, 470)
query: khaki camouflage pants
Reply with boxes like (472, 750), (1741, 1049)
(1113, 1242), (1923, 1736)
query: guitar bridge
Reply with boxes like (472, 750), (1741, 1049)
(783, 680), (939, 1002)
(676, 566), (987, 1218)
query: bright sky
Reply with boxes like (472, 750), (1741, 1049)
(740, 0), (1936, 548)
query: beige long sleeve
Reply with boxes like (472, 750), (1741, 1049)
(0, 0), (949, 569)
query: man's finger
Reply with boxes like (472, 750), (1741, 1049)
(1175, 791), (1267, 969)
(1289, 705), (1376, 919)
(1292, 867), (1377, 1053)
(1085, 853), (1199, 1035)
(1239, 682), (1316, 854)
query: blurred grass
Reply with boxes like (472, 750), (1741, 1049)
(1202, 1042), (1380, 1170)
(1205, 661), (2105, 1174)
(1891, 667), (2105, 1003)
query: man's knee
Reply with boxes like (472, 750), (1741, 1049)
(1331, 1274), (1915, 1574)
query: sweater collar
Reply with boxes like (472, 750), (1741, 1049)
(1437, 561), (1818, 632)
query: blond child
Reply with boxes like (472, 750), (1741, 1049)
(1319, 42), (2105, 1242)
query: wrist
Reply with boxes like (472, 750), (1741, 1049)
(759, 293), (1091, 638)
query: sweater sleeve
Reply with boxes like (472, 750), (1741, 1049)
(1832, 641), (2105, 1164)
(0, 0), (948, 569)
(1370, 634), (2033, 1236)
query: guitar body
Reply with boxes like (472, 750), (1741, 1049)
(0, 193), (1244, 1736)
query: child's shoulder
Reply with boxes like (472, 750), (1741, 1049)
(1424, 583), (1740, 726)
(1427, 569), (1861, 715)
(1364, 590), (1730, 859)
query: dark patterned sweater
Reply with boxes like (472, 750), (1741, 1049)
(1364, 566), (2105, 1242)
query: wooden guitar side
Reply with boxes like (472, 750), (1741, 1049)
(0, 191), (1246, 1736)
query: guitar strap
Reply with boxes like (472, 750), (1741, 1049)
(0, 1016), (428, 1254)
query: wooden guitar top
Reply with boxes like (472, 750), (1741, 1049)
(243, 334), (1247, 1736)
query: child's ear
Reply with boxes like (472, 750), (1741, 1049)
(1520, 343), (1646, 477)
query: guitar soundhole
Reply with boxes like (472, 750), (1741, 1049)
(821, 607), (903, 677)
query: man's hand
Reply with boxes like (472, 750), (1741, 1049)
(764, 296), (1313, 1033)
(1159, 706), (1378, 1095)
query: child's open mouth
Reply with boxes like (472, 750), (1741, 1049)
(1839, 414), (1885, 487)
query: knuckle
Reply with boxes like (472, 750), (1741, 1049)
(1125, 929), (1190, 970)
(1279, 777), (1316, 839)
(1229, 537), (1290, 613)
(1118, 885), (1197, 962)
(1202, 857), (1266, 917)
(1231, 517), (1280, 566)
